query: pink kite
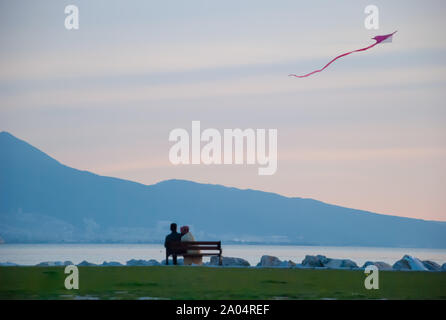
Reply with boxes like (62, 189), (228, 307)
(289, 31), (397, 78)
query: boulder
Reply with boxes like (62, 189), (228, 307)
(253, 256), (296, 268)
(36, 261), (64, 266)
(362, 261), (393, 271)
(256, 255), (282, 267)
(392, 255), (427, 271)
(0, 262), (19, 266)
(77, 260), (97, 266)
(422, 260), (441, 271)
(161, 258), (184, 265)
(317, 255), (330, 265)
(343, 259), (359, 269)
(210, 256), (250, 267)
(392, 259), (410, 270)
(126, 259), (160, 266)
(323, 258), (358, 269)
(301, 255), (325, 267)
(101, 261), (123, 266)
(301, 255), (357, 269)
(145, 259), (160, 266)
(322, 259), (341, 269)
(280, 260), (296, 268)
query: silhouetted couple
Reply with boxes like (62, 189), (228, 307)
(164, 223), (202, 265)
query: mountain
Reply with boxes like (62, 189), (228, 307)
(1, 131), (446, 247)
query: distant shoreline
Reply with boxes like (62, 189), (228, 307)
(1, 246), (445, 272)
(2, 242), (446, 249)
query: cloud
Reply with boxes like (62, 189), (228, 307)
(1, 63), (445, 110)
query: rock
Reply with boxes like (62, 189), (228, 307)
(256, 255), (282, 267)
(422, 260), (441, 271)
(323, 259), (342, 269)
(0, 262), (19, 266)
(392, 255), (428, 271)
(36, 261), (64, 266)
(341, 259), (358, 269)
(323, 258), (358, 269)
(280, 260), (296, 268)
(317, 255), (330, 265)
(161, 258), (184, 265)
(255, 255), (297, 268)
(301, 255), (324, 267)
(126, 259), (160, 266)
(101, 261), (123, 266)
(127, 259), (144, 266)
(77, 260), (97, 266)
(147, 259), (161, 266)
(210, 256), (250, 267)
(362, 261), (393, 271)
(301, 255), (357, 269)
(392, 259), (410, 270)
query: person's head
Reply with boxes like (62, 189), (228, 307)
(180, 225), (189, 235)
(170, 223), (177, 232)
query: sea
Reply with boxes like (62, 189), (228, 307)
(1, 244), (446, 266)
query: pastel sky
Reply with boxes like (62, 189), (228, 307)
(1, 0), (445, 221)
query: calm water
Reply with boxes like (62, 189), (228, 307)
(1, 244), (446, 266)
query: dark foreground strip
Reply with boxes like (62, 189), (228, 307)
(1, 300), (444, 319)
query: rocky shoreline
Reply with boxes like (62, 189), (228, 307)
(1, 254), (446, 271)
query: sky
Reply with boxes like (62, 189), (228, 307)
(1, 0), (446, 221)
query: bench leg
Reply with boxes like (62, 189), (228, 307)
(219, 254), (222, 266)
(173, 254), (177, 265)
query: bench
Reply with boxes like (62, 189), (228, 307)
(166, 241), (222, 265)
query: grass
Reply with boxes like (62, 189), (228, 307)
(0, 266), (445, 300)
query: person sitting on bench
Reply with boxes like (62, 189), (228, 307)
(180, 225), (202, 265)
(164, 222), (182, 265)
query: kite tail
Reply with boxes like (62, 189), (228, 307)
(289, 42), (378, 78)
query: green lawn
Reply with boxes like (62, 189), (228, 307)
(0, 266), (445, 300)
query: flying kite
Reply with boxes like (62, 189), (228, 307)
(289, 31), (397, 78)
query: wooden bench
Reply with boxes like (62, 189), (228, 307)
(166, 241), (222, 265)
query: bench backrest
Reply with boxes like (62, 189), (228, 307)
(169, 241), (221, 252)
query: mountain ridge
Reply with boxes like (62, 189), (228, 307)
(1, 131), (445, 247)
